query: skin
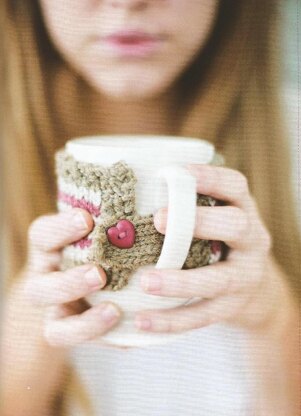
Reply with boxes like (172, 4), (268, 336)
(39, 0), (219, 100)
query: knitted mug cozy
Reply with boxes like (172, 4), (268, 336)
(55, 149), (223, 291)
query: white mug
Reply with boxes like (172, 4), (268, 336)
(56, 135), (223, 347)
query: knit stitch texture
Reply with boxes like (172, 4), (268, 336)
(55, 149), (223, 290)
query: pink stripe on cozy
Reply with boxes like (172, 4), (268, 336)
(73, 238), (93, 249)
(58, 191), (101, 217)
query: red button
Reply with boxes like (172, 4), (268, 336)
(107, 219), (135, 249)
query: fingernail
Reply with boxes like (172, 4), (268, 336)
(141, 273), (162, 292)
(85, 267), (104, 289)
(101, 304), (120, 323)
(135, 316), (152, 331)
(73, 212), (88, 230)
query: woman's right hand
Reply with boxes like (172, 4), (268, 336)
(23, 207), (122, 347)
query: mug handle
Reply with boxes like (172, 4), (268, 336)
(154, 166), (197, 270)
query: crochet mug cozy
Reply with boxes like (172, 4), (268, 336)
(55, 135), (225, 347)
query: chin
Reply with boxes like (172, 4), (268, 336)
(86, 71), (173, 101)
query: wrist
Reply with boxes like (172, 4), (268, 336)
(244, 257), (300, 415)
(262, 258), (299, 338)
(234, 255), (298, 337)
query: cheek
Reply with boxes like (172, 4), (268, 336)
(39, 0), (89, 56)
(172, 0), (219, 56)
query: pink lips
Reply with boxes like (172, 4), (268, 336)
(102, 30), (164, 57)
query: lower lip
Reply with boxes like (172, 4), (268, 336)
(102, 38), (163, 58)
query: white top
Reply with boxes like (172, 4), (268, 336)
(66, 324), (258, 416)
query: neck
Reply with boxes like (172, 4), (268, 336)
(97, 88), (181, 136)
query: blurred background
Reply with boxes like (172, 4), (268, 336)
(282, 0), (300, 228)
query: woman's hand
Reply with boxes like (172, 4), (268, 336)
(135, 164), (285, 334)
(22, 208), (122, 347)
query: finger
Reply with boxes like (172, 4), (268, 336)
(26, 250), (63, 274)
(44, 303), (122, 347)
(49, 304), (143, 351)
(154, 206), (249, 249)
(134, 294), (245, 333)
(47, 303), (141, 351)
(28, 208), (94, 254)
(23, 264), (106, 306)
(186, 164), (254, 211)
(140, 259), (259, 299)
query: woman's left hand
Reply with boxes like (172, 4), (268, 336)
(135, 164), (283, 334)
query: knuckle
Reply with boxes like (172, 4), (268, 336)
(228, 208), (249, 241)
(28, 213), (58, 250)
(28, 216), (45, 245)
(235, 213), (249, 240)
(22, 277), (40, 304)
(235, 172), (249, 198)
(28, 251), (61, 274)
